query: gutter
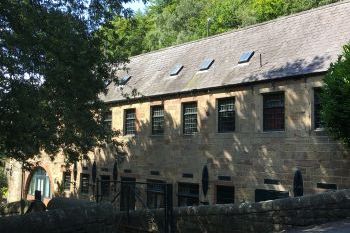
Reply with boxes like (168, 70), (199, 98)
(104, 71), (327, 106)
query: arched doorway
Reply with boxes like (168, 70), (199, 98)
(27, 167), (52, 199)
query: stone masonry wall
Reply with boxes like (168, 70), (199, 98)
(111, 75), (350, 204)
(6, 75), (350, 205)
(1, 189), (350, 233)
(0, 202), (115, 233)
(115, 189), (350, 233)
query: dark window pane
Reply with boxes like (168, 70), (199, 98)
(120, 177), (136, 211)
(314, 88), (323, 129)
(216, 185), (235, 204)
(63, 172), (71, 191)
(183, 103), (197, 135)
(263, 93), (285, 131)
(100, 175), (110, 197)
(147, 179), (165, 209)
(152, 106), (164, 135)
(104, 111), (112, 130)
(218, 98), (235, 132)
(178, 183), (199, 207)
(124, 109), (136, 135)
(255, 189), (289, 202)
(80, 173), (90, 194)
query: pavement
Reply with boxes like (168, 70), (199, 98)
(284, 219), (350, 233)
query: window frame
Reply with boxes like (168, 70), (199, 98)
(151, 105), (165, 135)
(262, 92), (285, 132)
(182, 102), (198, 135)
(146, 179), (165, 209)
(216, 185), (235, 204)
(124, 108), (136, 135)
(104, 110), (112, 130)
(80, 173), (90, 194)
(177, 182), (199, 207)
(313, 87), (324, 130)
(63, 171), (71, 191)
(217, 97), (236, 133)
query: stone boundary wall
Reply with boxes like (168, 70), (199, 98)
(0, 202), (115, 233)
(116, 189), (350, 233)
(0, 200), (31, 217)
(1, 190), (350, 233)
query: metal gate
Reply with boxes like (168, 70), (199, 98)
(95, 178), (173, 233)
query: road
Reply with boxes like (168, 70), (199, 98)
(284, 219), (350, 233)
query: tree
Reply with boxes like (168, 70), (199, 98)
(321, 43), (350, 147)
(0, 0), (135, 166)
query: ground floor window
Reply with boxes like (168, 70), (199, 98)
(177, 182), (199, 207)
(80, 173), (90, 194)
(147, 179), (165, 209)
(216, 185), (235, 204)
(100, 175), (110, 197)
(62, 171), (71, 191)
(255, 189), (289, 202)
(120, 177), (136, 211)
(28, 167), (51, 199)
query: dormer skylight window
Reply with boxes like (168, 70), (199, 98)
(238, 51), (255, 64)
(170, 64), (183, 76)
(199, 58), (215, 71)
(119, 75), (131, 85)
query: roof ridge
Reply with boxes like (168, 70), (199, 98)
(129, 0), (350, 59)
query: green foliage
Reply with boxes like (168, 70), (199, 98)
(102, 0), (340, 55)
(321, 43), (350, 147)
(252, 0), (286, 22)
(0, 0), (131, 165)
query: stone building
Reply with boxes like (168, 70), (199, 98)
(6, 1), (350, 206)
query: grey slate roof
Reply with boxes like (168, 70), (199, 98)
(102, 0), (350, 103)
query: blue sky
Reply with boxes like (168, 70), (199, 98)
(123, 0), (147, 12)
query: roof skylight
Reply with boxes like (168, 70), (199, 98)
(170, 64), (183, 76)
(238, 51), (255, 64)
(199, 58), (215, 71)
(119, 75), (131, 85)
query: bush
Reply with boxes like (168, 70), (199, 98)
(321, 43), (350, 147)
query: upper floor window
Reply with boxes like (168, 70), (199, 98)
(104, 110), (112, 130)
(183, 102), (197, 135)
(152, 106), (164, 135)
(263, 92), (285, 131)
(218, 98), (235, 132)
(314, 88), (323, 129)
(124, 109), (136, 135)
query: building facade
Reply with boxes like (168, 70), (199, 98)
(6, 1), (350, 206)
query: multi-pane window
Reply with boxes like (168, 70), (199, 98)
(314, 88), (323, 129)
(100, 175), (110, 197)
(183, 102), (197, 135)
(147, 179), (165, 209)
(152, 106), (164, 135)
(216, 185), (235, 204)
(120, 177), (136, 211)
(218, 98), (235, 132)
(80, 173), (90, 194)
(124, 109), (136, 135)
(104, 111), (112, 130)
(263, 93), (285, 131)
(178, 183), (199, 207)
(63, 172), (71, 191)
